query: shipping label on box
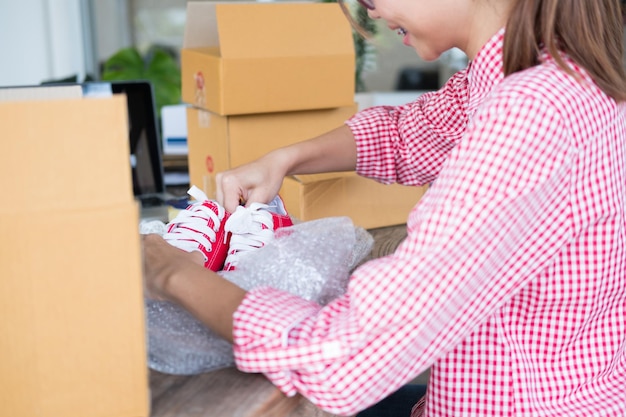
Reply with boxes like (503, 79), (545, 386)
(181, 1), (355, 115)
(187, 104), (357, 198)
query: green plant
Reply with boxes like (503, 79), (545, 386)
(352, 5), (378, 92)
(101, 45), (181, 115)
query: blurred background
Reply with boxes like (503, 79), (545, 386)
(0, 0), (468, 93)
(3, 0), (625, 98)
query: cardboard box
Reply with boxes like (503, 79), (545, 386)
(181, 1), (355, 115)
(0, 95), (148, 417)
(281, 172), (426, 229)
(186, 104), (426, 228)
(187, 104), (358, 197)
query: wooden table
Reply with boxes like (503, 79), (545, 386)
(149, 224), (408, 417)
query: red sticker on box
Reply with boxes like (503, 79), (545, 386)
(205, 156), (214, 173)
(194, 71), (206, 108)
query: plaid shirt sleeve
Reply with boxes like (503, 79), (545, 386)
(346, 67), (471, 187)
(232, 50), (626, 416)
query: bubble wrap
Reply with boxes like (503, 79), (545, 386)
(141, 216), (374, 375)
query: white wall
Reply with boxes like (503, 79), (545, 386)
(0, 0), (87, 86)
(92, 0), (133, 65)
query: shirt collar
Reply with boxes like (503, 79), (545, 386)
(466, 27), (505, 114)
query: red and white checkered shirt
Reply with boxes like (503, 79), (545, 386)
(232, 29), (626, 416)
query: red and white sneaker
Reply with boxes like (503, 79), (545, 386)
(222, 195), (293, 271)
(162, 185), (230, 271)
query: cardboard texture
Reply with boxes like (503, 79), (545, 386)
(181, 1), (355, 115)
(282, 172), (427, 229)
(186, 105), (425, 228)
(0, 96), (149, 417)
(0, 98), (134, 209)
(186, 104), (357, 197)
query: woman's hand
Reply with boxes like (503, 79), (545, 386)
(141, 233), (247, 342)
(142, 233), (204, 302)
(215, 125), (357, 213)
(215, 155), (286, 213)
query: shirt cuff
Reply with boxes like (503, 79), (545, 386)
(345, 109), (399, 185)
(232, 286), (349, 396)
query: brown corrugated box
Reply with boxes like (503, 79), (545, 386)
(0, 92), (148, 417)
(181, 1), (424, 228)
(187, 104), (425, 228)
(181, 1), (355, 115)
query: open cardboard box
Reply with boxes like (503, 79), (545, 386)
(181, 1), (355, 115)
(0, 90), (148, 417)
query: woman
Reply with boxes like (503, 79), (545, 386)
(144, 0), (626, 415)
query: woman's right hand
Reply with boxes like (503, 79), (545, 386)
(215, 125), (357, 213)
(215, 151), (288, 213)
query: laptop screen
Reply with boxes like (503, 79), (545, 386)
(82, 81), (165, 197)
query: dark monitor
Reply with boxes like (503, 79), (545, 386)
(82, 81), (165, 198)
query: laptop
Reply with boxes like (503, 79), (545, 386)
(82, 81), (177, 222)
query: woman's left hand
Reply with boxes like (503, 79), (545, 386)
(141, 233), (204, 302)
(141, 233), (245, 343)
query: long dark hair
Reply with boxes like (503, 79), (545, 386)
(504, 0), (626, 101)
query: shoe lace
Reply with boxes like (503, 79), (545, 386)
(163, 186), (225, 257)
(224, 203), (275, 268)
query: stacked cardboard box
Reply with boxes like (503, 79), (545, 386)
(0, 88), (148, 417)
(182, 1), (425, 228)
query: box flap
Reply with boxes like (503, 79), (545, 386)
(184, 1), (221, 49)
(0, 85), (82, 102)
(184, 1), (354, 58)
(281, 173), (424, 228)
